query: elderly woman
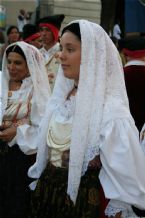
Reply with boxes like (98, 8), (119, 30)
(28, 20), (145, 218)
(0, 41), (51, 218)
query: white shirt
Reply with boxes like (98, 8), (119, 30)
(113, 24), (121, 40)
(40, 43), (60, 64)
(17, 15), (27, 32)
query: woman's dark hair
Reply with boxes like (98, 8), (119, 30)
(61, 23), (81, 41)
(6, 44), (26, 61)
(7, 25), (19, 36)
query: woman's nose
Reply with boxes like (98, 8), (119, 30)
(58, 50), (65, 60)
(8, 63), (15, 70)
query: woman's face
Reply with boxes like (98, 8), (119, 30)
(7, 52), (29, 82)
(8, 28), (20, 43)
(59, 31), (81, 83)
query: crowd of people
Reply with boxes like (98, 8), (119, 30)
(0, 10), (145, 218)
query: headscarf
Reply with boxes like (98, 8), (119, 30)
(1, 41), (51, 125)
(38, 14), (65, 42)
(28, 20), (131, 204)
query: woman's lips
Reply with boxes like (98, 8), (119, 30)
(61, 64), (69, 69)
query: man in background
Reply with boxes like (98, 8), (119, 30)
(17, 9), (27, 34)
(37, 14), (65, 90)
(121, 36), (145, 132)
(22, 23), (42, 49)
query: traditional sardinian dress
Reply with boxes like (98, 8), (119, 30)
(30, 96), (101, 218)
(28, 20), (145, 218)
(0, 40), (50, 218)
(29, 95), (140, 218)
(0, 77), (40, 218)
(29, 89), (141, 218)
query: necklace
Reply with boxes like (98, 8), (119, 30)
(8, 81), (22, 97)
(9, 81), (22, 90)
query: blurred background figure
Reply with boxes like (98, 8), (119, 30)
(22, 23), (42, 49)
(120, 36), (145, 132)
(37, 14), (65, 90)
(25, 11), (33, 24)
(0, 30), (5, 70)
(0, 30), (5, 48)
(113, 20), (122, 40)
(0, 25), (20, 69)
(17, 9), (27, 34)
(6, 25), (20, 44)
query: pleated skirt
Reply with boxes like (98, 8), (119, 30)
(30, 163), (101, 218)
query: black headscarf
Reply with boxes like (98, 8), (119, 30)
(6, 44), (26, 61)
(61, 23), (81, 41)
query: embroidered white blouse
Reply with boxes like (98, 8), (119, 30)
(7, 77), (41, 155)
(46, 96), (75, 167)
(41, 95), (141, 217)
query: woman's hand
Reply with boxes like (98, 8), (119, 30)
(0, 126), (17, 142)
(110, 212), (122, 218)
(0, 121), (12, 130)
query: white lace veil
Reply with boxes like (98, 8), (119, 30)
(28, 20), (131, 203)
(1, 41), (51, 124)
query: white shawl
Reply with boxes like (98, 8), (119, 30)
(1, 41), (51, 125)
(28, 20), (134, 203)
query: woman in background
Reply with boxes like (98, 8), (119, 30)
(0, 41), (51, 218)
(0, 25), (20, 62)
(6, 25), (20, 44)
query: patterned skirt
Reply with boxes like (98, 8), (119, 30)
(0, 140), (35, 218)
(30, 163), (101, 218)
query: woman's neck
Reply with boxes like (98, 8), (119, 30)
(9, 80), (22, 91)
(67, 84), (78, 100)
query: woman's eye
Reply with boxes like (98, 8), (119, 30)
(7, 60), (21, 65)
(15, 61), (21, 65)
(68, 48), (74, 52)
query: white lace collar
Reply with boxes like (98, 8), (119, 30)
(55, 96), (76, 121)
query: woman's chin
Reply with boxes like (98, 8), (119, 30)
(63, 72), (72, 79)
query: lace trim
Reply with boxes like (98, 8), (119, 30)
(56, 96), (76, 119)
(105, 207), (122, 217)
(105, 205), (138, 218)
(82, 145), (100, 175)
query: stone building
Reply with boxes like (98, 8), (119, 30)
(1, 0), (101, 29)
(39, 0), (101, 27)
